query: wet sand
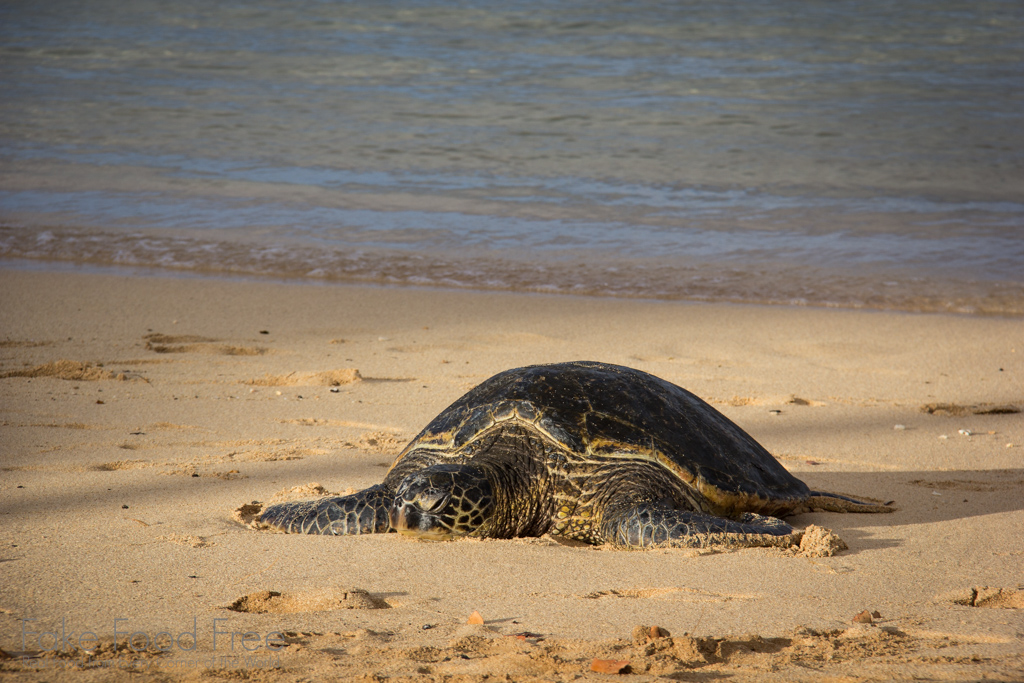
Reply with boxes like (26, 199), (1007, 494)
(1, 268), (1022, 681)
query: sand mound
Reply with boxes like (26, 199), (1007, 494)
(173, 624), (925, 680)
(232, 503), (265, 527)
(797, 525), (848, 557)
(227, 588), (390, 613)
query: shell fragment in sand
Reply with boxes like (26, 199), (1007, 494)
(852, 610), (874, 624)
(591, 659), (630, 674)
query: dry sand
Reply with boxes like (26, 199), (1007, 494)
(0, 267), (1022, 682)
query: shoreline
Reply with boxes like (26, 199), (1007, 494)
(1, 267), (1022, 681)
(2, 239), (1024, 319)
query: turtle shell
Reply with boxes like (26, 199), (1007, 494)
(393, 361), (810, 516)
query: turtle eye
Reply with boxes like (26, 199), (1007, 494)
(413, 489), (450, 512)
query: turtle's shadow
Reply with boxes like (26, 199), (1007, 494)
(791, 468), (1024, 531)
(811, 527), (899, 553)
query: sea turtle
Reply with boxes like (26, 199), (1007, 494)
(257, 361), (891, 548)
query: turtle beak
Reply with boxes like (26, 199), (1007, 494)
(389, 504), (410, 532)
(389, 501), (454, 541)
(389, 505), (404, 530)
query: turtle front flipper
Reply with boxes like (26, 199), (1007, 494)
(600, 503), (800, 550)
(259, 484), (394, 535)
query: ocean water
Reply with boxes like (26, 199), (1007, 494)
(2, 0), (1023, 314)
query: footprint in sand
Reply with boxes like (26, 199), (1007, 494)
(357, 431), (405, 455)
(0, 339), (53, 348)
(196, 438), (328, 464)
(159, 534), (213, 548)
(715, 395), (827, 408)
(27, 421), (96, 429)
(277, 419), (406, 455)
(92, 459), (151, 471)
(245, 368), (362, 386)
(921, 402), (1020, 416)
(280, 418), (390, 429)
(938, 586), (1024, 609)
(582, 587), (759, 602)
(907, 478), (1024, 492)
(143, 332), (267, 356)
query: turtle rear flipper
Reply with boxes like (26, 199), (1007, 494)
(259, 484), (394, 535)
(805, 491), (896, 514)
(601, 504), (800, 549)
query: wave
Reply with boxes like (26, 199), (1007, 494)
(3, 225), (1021, 316)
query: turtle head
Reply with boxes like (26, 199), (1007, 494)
(390, 465), (494, 541)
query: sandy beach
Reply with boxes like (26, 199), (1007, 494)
(1, 267), (1021, 682)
